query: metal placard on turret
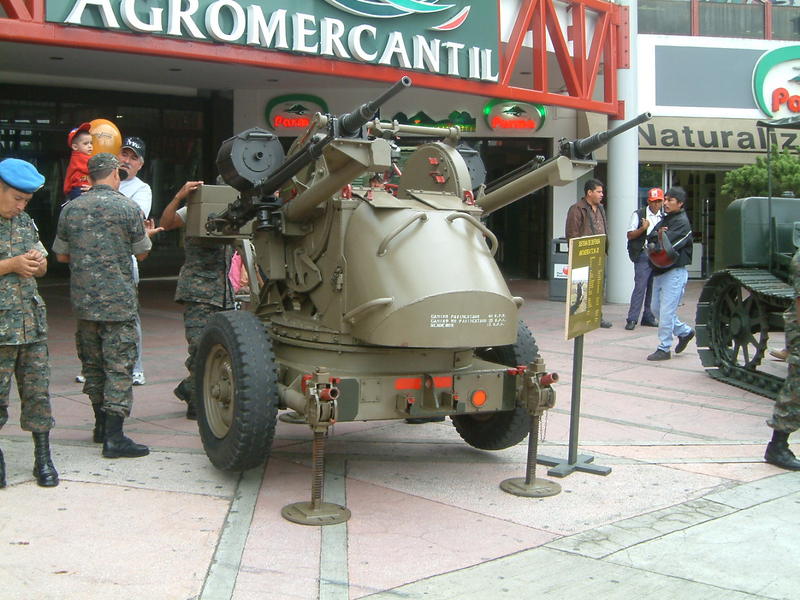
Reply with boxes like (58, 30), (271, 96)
(565, 235), (607, 340)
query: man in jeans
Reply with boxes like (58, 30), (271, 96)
(645, 186), (695, 361)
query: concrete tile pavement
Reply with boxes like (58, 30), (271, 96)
(1, 278), (798, 599)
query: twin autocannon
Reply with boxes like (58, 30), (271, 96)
(184, 76), (648, 521)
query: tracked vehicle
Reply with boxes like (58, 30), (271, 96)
(695, 115), (800, 399)
(695, 196), (798, 398)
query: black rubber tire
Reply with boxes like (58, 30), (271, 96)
(452, 321), (539, 450)
(195, 311), (278, 471)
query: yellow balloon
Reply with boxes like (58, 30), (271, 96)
(89, 119), (122, 156)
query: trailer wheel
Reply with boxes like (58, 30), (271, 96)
(452, 321), (539, 450)
(195, 311), (278, 471)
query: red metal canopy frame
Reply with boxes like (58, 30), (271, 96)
(0, 0), (628, 118)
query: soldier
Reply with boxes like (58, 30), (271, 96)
(765, 247), (800, 470)
(53, 153), (161, 458)
(159, 180), (232, 420)
(0, 158), (59, 488)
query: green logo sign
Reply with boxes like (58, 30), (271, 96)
(46, 0), (497, 81)
(392, 109), (475, 132)
(483, 99), (547, 131)
(266, 94), (328, 131)
(752, 46), (800, 118)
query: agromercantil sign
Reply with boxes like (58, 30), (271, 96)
(48, 0), (499, 81)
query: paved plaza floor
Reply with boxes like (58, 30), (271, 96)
(1, 277), (798, 599)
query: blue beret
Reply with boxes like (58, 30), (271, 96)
(0, 158), (45, 194)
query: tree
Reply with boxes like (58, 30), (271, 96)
(721, 146), (800, 200)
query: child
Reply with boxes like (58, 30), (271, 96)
(63, 122), (93, 201)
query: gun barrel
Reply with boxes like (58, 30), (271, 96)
(572, 112), (652, 158)
(339, 76), (412, 136)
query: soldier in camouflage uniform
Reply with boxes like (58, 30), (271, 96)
(159, 180), (232, 420)
(765, 247), (800, 470)
(53, 153), (160, 459)
(0, 158), (59, 488)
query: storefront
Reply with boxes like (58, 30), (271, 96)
(634, 36), (800, 276)
(1, 0), (629, 277)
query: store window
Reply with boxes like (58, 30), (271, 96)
(0, 84), (232, 275)
(638, 163), (665, 207)
(667, 167), (728, 277)
(699, 0), (764, 39)
(773, 3), (800, 41)
(639, 0), (691, 35)
(479, 138), (551, 279)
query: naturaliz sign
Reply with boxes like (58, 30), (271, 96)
(48, 0), (499, 81)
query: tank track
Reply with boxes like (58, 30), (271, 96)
(695, 268), (793, 400)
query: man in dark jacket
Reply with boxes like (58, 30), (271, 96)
(645, 186), (695, 361)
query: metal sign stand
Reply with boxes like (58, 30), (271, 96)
(536, 335), (611, 478)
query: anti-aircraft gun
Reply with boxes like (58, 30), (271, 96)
(185, 77), (650, 498)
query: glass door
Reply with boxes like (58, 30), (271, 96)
(665, 167), (729, 277)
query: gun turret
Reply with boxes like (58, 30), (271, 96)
(207, 77), (412, 234)
(477, 112), (652, 216)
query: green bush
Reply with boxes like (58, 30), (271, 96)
(721, 146), (800, 201)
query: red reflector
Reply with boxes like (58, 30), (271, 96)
(433, 376), (452, 388)
(395, 377), (422, 390)
(471, 390), (487, 407)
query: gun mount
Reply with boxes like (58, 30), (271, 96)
(206, 76), (412, 234)
(186, 79), (640, 490)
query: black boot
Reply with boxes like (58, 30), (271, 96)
(32, 432), (59, 487)
(102, 414), (149, 459)
(0, 446), (6, 488)
(174, 381), (197, 420)
(92, 403), (106, 444)
(765, 430), (800, 471)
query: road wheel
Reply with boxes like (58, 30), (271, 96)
(452, 321), (539, 450)
(195, 311), (278, 471)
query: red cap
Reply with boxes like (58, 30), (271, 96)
(647, 187), (665, 201)
(68, 122), (92, 147)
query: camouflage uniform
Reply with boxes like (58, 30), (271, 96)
(174, 230), (232, 400)
(0, 212), (54, 433)
(53, 184), (151, 417)
(769, 248), (800, 433)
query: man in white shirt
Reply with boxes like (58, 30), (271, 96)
(624, 187), (663, 330)
(118, 136), (151, 385)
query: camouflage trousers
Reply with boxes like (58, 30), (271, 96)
(181, 302), (223, 400)
(0, 342), (54, 433)
(769, 310), (800, 433)
(76, 319), (136, 417)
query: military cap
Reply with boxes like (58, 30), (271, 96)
(88, 152), (121, 175)
(0, 158), (45, 193)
